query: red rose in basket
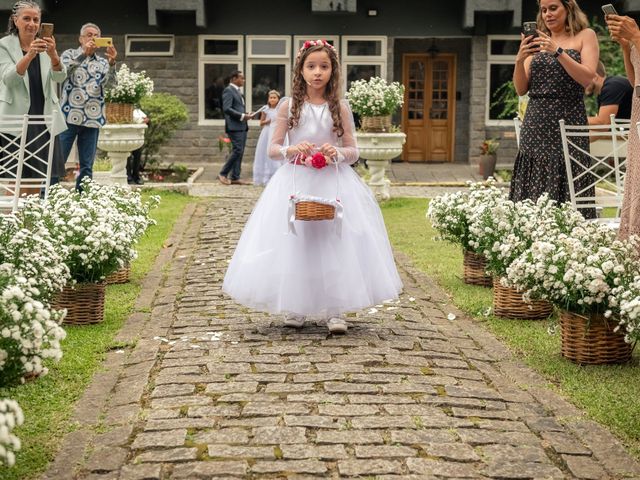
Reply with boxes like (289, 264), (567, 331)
(309, 152), (327, 169)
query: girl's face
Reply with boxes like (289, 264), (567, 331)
(267, 93), (279, 107)
(540, 0), (567, 31)
(13, 7), (40, 39)
(302, 50), (332, 93)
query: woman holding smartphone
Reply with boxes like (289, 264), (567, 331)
(510, 0), (598, 216)
(606, 13), (640, 245)
(0, 0), (67, 195)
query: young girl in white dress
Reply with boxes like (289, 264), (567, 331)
(223, 40), (402, 333)
(252, 90), (282, 186)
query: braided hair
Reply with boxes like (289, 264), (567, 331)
(6, 0), (41, 36)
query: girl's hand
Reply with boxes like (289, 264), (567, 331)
(293, 141), (316, 156)
(607, 15), (640, 42)
(535, 31), (557, 56)
(515, 33), (539, 63)
(319, 143), (337, 160)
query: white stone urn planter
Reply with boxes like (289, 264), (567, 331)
(356, 132), (406, 201)
(96, 124), (147, 185)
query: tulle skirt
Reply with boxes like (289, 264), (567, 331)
(222, 162), (403, 316)
(252, 126), (281, 186)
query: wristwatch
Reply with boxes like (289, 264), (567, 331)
(553, 47), (564, 58)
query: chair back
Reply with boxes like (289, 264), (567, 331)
(0, 114), (55, 213)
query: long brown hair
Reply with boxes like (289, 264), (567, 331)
(536, 0), (589, 37)
(288, 42), (344, 137)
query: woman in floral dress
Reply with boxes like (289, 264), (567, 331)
(510, 0), (598, 218)
(606, 14), (640, 243)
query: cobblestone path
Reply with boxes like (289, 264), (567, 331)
(46, 198), (640, 480)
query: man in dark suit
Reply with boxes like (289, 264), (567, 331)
(218, 70), (254, 185)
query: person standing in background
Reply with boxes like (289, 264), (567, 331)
(218, 70), (254, 185)
(252, 90), (281, 186)
(126, 108), (147, 185)
(58, 22), (116, 190)
(586, 61), (633, 124)
(0, 0), (67, 195)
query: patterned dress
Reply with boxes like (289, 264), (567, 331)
(510, 49), (595, 218)
(619, 45), (640, 242)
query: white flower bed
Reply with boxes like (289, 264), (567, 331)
(104, 63), (154, 105)
(469, 194), (585, 279)
(427, 179), (507, 252)
(0, 399), (24, 467)
(506, 222), (639, 322)
(0, 267), (66, 385)
(0, 213), (70, 304)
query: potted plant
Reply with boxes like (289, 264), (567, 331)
(469, 194), (584, 319)
(346, 76), (406, 200)
(479, 138), (499, 180)
(104, 63), (154, 124)
(427, 179), (507, 287)
(506, 222), (639, 364)
(0, 398), (24, 467)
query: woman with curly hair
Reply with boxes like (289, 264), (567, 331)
(223, 40), (402, 334)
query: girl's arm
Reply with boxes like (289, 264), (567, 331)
(621, 41), (635, 85)
(269, 99), (291, 160)
(333, 100), (359, 165)
(552, 28), (598, 87)
(259, 111), (270, 127)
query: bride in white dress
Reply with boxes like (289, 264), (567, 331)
(222, 40), (402, 333)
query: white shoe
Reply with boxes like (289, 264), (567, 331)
(327, 317), (348, 334)
(284, 316), (305, 328)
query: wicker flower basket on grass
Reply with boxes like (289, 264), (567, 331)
(105, 264), (131, 284)
(52, 282), (106, 325)
(105, 102), (134, 124)
(462, 250), (492, 287)
(492, 277), (553, 320)
(559, 309), (634, 365)
(361, 115), (392, 132)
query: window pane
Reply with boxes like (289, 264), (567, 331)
(204, 39), (239, 56)
(251, 64), (286, 110)
(204, 63), (239, 120)
(311, 0), (357, 12)
(347, 40), (381, 56)
(490, 40), (520, 56)
(129, 40), (172, 54)
(488, 63), (517, 120)
(251, 39), (287, 56)
(346, 64), (380, 90)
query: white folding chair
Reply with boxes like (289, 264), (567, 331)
(559, 118), (628, 225)
(0, 114), (55, 213)
(513, 117), (522, 147)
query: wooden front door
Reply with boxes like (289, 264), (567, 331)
(402, 54), (456, 162)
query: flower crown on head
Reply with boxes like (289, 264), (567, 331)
(297, 39), (337, 59)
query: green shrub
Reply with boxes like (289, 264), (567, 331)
(139, 93), (189, 167)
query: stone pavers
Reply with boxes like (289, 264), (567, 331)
(45, 196), (640, 479)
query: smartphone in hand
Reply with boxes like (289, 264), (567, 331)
(522, 21), (538, 38)
(94, 37), (113, 48)
(38, 23), (54, 38)
(602, 4), (618, 16)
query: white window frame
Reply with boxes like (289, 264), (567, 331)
(485, 35), (520, 126)
(125, 34), (175, 57)
(198, 35), (244, 126)
(341, 35), (387, 92)
(246, 36), (291, 124)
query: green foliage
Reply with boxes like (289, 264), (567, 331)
(490, 80), (519, 120)
(139, 93), (189, 167)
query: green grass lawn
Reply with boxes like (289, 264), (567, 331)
(0, 190), (194, 480)
(381, 197), (640, 460)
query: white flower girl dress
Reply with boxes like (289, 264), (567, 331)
(222, 98), (402, 317)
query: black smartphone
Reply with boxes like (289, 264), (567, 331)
(522, 21), (538, 38)
(602, 4), (618, 16)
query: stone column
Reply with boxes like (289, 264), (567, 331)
(468, 35), (488, 167)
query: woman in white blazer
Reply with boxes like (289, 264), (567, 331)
(0, 0), (67, 192)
